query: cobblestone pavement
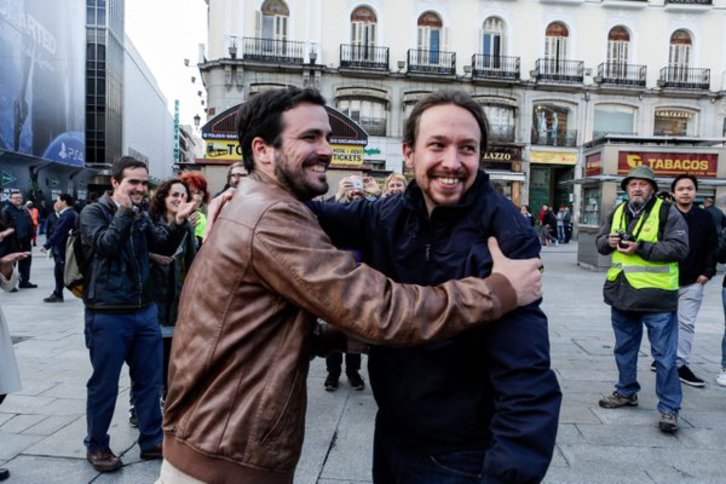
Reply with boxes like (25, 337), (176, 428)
(1, 242), (725, 483)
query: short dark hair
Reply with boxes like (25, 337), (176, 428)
(671, 173), (698, 192)
(226, 161), (247, 183)
(403, 90), (489, 157)
(57, 193), (74, 206)
(236, 87), (327, 173)
(112, 156), (148, 182)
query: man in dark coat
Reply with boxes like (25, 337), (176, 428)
(40, 193), (77, 303)
(1, 190), (36, 288)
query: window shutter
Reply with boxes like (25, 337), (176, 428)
(255, 10), (261, 38)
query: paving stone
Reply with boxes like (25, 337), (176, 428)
(0, 431), (45, 460)
(23, 415), (78, 436)
(0, 414), (47, 433)
(0, 454), (97, 483)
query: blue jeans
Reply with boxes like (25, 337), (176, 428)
(372, 416), (485, 483)
(611, 308), (681, 415)
(721, 288), (726, 368)
(84, 305), (163, 451)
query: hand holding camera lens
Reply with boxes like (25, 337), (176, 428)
(617, 232), (633, 249)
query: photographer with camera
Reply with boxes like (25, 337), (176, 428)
(595, 165), (688, 433)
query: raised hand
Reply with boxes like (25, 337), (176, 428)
(488, 237), (543, 307)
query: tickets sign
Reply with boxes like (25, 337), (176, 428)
(330, 144), (365, 167)
(617, 151), (718, 178)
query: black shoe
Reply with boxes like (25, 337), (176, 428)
(0, 468), (9, 481)
(43, 294), (64, 303)
(140, 442), (163, 460)
(19, 282), (37, 289)
(347, 371), (365, 391)
(650, 361), (656, 372)
(86, 448), (122, 472)
(10, 288), (18, 293)
(678, 365), (705, 388)
(128, 406), (138, 428)
(324, 372), (340, 392)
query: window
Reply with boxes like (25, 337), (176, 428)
(544, 22), (568, 73)
(482, 105), (515, 142)
(417, 11), (444, 64)
(593, 104), (635, 139)
(606, 26), (630, 77)
(654, 108), (696, 136)
(482, 17), (504, 68)
(257, 0), (289, 42)
(337, 98), (387, 137)
(350, 6), (377, 62)
(532, 103), (575, 147)
(668, 29), (691, 83)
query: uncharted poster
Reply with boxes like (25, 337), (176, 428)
(0, 0), (85, 166)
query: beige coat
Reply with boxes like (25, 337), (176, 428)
(0, 268), (21, 395)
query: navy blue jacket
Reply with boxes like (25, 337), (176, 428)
(310, 170), (561, 483)
(2, 204), (33, 240)
(43, 208), (77, 257)
(80, 194), (185, 310)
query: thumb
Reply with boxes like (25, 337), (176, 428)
(487, 237), (505, 263)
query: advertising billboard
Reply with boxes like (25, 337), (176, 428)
(0, 0), (85, 166)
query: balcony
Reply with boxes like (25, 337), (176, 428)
(531, 129), (578, 147)
(489, 124), (516, 143)
(471, 54), (520, 81)
(658, 67), (710, 90)
(359, 117), (387, 137)
(596, 63), (646, 87)
(241, 37), (305, 64)
(665, 0), (711, 4)
(533, 58), (584, 83)
(339, 44), (389, 71)
(407, 49), (456, 76)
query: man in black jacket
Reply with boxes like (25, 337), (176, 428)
(667, 175), (717, 387)
(79, 157), (194, 473)
(40, 193), (77, 303)
(311, 90), (561, 483)
(1, 190), (36, 288)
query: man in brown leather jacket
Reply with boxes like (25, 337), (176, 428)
(160, 87), (543, 484)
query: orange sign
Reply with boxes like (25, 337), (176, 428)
(585, 153), (601, 177)
(617, 151), (717, 178)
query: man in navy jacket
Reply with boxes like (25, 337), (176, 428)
(310, 90), (561, 483)
(40, 193), (77, 303)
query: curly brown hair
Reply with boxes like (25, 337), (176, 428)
(150, 177), (190, 223)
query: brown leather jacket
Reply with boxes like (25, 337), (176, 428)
(163, 173), (516, 483)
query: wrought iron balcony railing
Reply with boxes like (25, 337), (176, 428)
(665, 0), (712, 4)
(658, 66), (710, 90)
(533, 58), (584, 83)
(488, 124), (516, 143)
(242, 37), (305, 64)
(596, 63), (646, 87)
(407, 49), (456, 76)
(531, 129), (578, 147)
(471, 54), (520, 81)
(339, 44), (389, 71)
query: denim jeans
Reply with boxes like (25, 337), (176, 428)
(84, 305), (163, 451)
(372, 417), (485, 483)
(721, 288), (726, 368)
(611, 308), (681, 415)
(676, 282), (705, 367)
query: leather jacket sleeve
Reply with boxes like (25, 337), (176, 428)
(251, 201), (518, 345)
(81, 203), (135, 255)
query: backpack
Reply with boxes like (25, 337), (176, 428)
(63, 221), (89, 298)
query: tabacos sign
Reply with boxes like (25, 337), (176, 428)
(617, 151), (718, 178)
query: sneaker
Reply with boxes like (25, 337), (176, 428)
(347, 371), (365, 391)
(0, 468), (9, 481)
(43, 294), (64, 303)
(128, 406), (138, 428)
(658, 412), (679, 433)
(678, 365), (705, 388)
(86, 448), (122, 472)
(715, 369), (726, 387)
(18, 282), (37, 289)
(650, 360), (656, 372)
(140, 442), (163, 460)
(598, 391), (638, 409)
(324, 372), (340, 392)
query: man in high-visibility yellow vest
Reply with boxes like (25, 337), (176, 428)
(595, 165), (689, 433)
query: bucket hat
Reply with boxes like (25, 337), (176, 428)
(621, 165), (658, 191)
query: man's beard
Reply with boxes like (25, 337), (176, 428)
(274, 152), (329, 201)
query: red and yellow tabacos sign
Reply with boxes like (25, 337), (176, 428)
(618, 151), (718, 178)
(585, 153), (602, 177)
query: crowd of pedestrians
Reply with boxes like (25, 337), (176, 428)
(3, 87), (726, 483)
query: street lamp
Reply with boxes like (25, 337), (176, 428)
(193, 114), (201, 128)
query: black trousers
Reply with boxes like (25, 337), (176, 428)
(17, 238), (32, 284)
(52, 252), (65, 296)
(326, 351), (361, 375)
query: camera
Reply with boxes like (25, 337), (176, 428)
(351, 179), (364, 190)
(617, 231), (634, 249)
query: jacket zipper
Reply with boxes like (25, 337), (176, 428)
(425, 244), (431, 262)
(129, 228), (142, 306)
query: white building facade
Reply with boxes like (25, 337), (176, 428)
(197, 0), (726, 220)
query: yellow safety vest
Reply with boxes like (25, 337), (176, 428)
(606, 198), (679, 291)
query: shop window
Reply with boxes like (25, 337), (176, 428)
(582, 186), (601, 226)
(338, 98), (387, 137)
(654, 108), (696, 136)
(532, 103), (576, 147)
(593, 104), (635, 139)
(482, 105), (515, 143)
